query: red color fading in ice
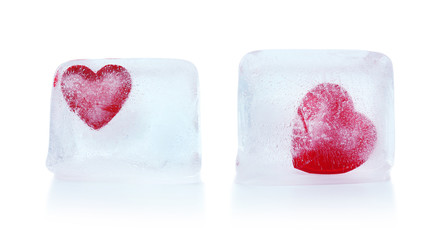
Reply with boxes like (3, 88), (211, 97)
(53, 72), (59, 87)
(61, 65), (132, 130)
(291, 83), (376, 174)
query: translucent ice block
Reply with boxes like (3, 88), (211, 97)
(236, 50), (394, 185)
(47, 59), (201, 183)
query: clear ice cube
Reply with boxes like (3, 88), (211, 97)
(236, 50), (394, 185)
(47, 59), (201, 183)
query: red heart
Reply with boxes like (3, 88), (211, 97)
(61, 65), (132, 130)
(291, 83), (377, 174)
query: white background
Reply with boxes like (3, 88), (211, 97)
(0, 0), (441, 239)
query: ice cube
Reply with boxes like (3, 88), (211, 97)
(236, 50), (394, 185)
(47, 59), (201, 183)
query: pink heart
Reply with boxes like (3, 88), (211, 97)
(291, 83), (377, 174)
(61, 65), (132, 130)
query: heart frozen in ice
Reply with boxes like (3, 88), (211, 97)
(291, 83), (377, 174)
(61, 65), (132, 130)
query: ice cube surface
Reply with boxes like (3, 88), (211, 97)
(47, 59), (201, 183)
(237, 50), (394, 185)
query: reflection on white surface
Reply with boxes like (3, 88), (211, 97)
(231, 181), (395, 224)
(47, 179), (205, 221)
(47, 179), (395, 226)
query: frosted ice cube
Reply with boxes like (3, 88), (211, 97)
(47, 59), (201, 183)
(236, 50), (394, 185)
